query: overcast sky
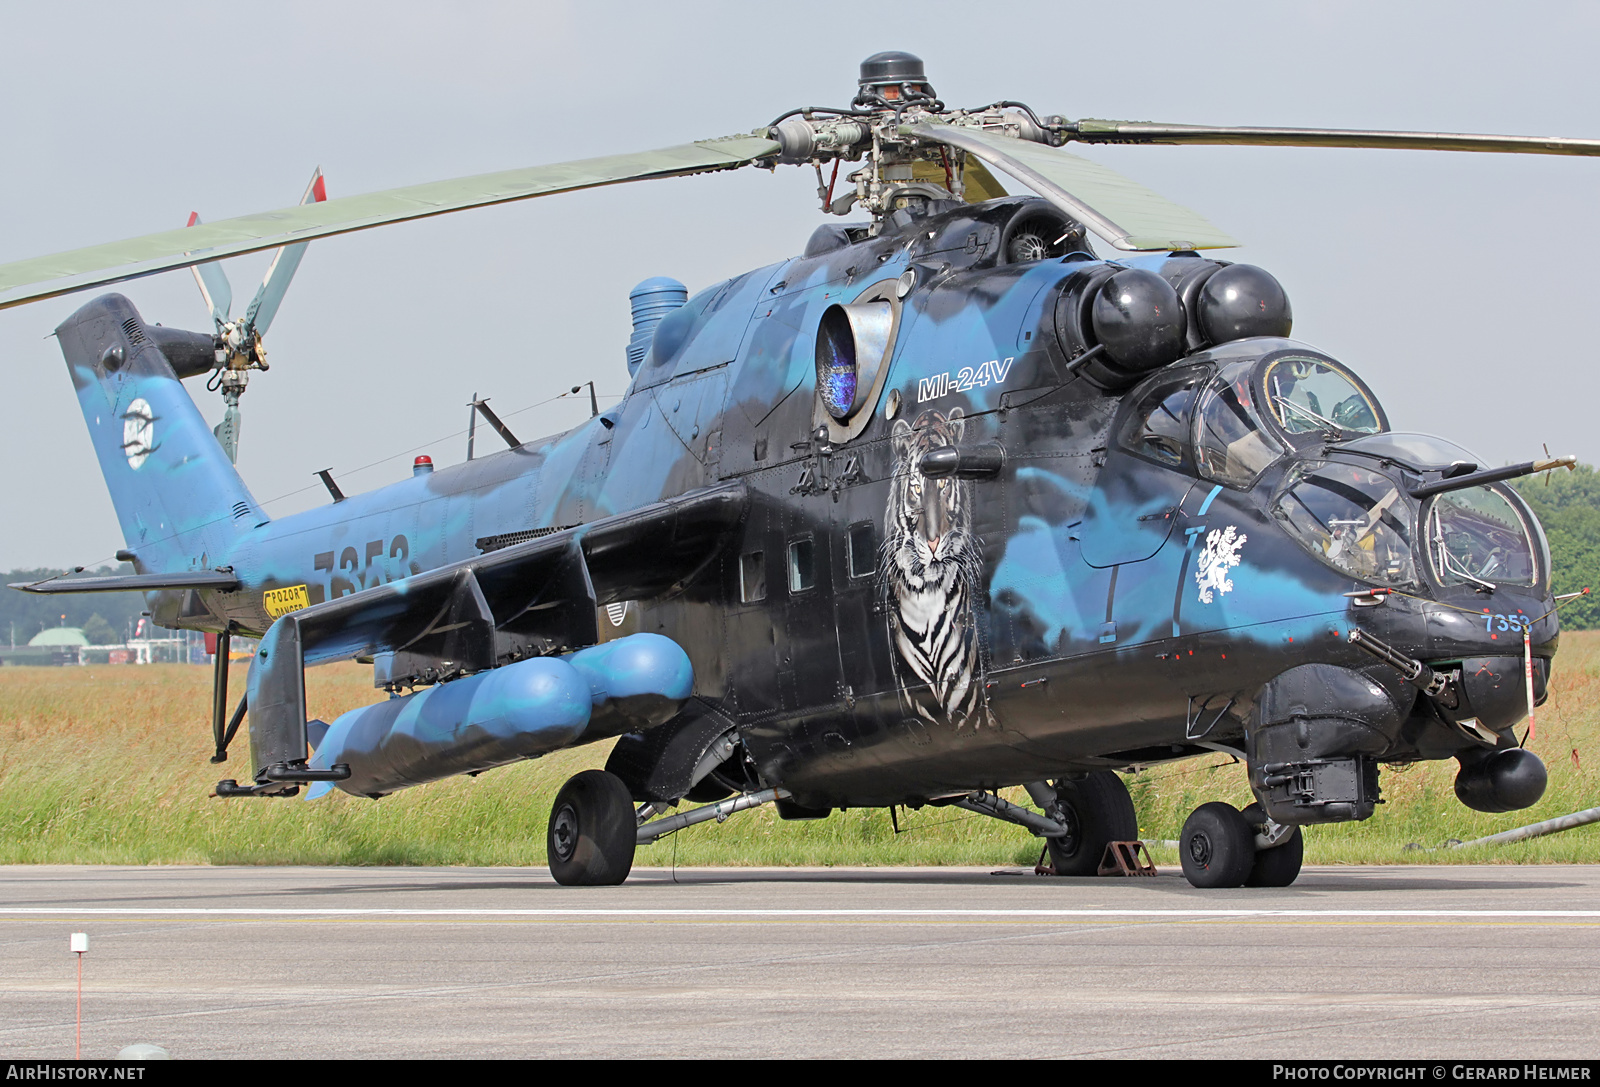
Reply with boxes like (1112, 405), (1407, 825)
(1, 0), (1597, 568)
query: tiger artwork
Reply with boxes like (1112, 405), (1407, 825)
(882, 408), (990, 729)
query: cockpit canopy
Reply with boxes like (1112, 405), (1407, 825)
(1261, 356), (1383, 437)
(1426, 485), (1542, 590)
(1272, 462), (1545, 591)
(1113, 343), (1548, 593)
(1275, 459), (1418, 586)
(1118, 345), (1388, 490)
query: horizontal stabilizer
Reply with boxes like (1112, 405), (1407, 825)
(10, 570), (239, 595)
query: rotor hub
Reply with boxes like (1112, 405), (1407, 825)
(216, 320), (267, 372)
(855, 50), (936, 105)
(769, 53), (1066, 224)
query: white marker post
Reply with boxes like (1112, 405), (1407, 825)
(1524, 625), (1537, 741)
(69, 932), (87, 1059)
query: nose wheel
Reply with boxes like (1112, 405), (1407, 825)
(547, 770), (636, 886)
(1179, 801), (1304, 888)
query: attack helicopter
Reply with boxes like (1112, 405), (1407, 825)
(1, 52), (1590, 888)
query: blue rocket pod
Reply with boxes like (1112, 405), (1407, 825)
(309, 654), (591, 797)
(564, 633), (696, 740)
(308, 633), (694, 798)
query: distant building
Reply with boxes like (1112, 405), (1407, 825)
(28, 627), (89, 647)
(0, 626), (90, 666)
(0, 624), (203, 666)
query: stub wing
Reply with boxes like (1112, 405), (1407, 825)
(282, 481), (746, 670)
(239, 483), (747, 792)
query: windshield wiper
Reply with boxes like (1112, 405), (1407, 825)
(1273, 395), (1342, 437)
(1433, 520), (1497, 593)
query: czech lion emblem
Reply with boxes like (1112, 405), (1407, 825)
(1195, 525), (1247, 604)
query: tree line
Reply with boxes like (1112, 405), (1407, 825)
(1513, 464), (1600, 630)
(0, 567), (145, 646)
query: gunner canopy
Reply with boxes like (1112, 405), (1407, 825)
(1274, 460), (1417, 586)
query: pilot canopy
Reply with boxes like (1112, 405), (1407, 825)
(1115, 346), (1387, 491)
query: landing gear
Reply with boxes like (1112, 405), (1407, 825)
(1242, 803), (1304, 888)
(1179, 802), (1255, 888)
(939, 773), (1137, 875)
(1178, 801), (1305, 888)
(547, 770), (636, 886)
(1042, 772), (1139, 877)
(1246, 827), (1304, 887)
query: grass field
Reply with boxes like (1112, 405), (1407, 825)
(0, 634), (1596, 869)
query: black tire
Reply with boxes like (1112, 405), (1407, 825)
(1045, 771), (1139, 876)
(547, 770), (636, 886)
(1245, 827), (1304, 887)
(1239, 803), (1305, 887)
(1180, 802), (1254, 888)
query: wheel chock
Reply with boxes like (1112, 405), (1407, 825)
(1097, 840), (1157, 876)
(1033, 844), (1055, 876)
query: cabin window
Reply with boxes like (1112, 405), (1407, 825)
(788, 537), (815, 593)
(1195, 374), (1284, 489)
(740, 551), (766, 603)
(1118, 369), (1204, 467)
(847, 523), (876, 579)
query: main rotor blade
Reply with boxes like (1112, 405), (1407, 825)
(243, 166), (327, 336)
(911, 122), (1238, 251)
(1065, 120), (1600, 156)
(185, 212), (232, 325)
(0, 135), (779, 312)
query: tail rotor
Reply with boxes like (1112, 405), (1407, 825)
(184, 167), (327, 462)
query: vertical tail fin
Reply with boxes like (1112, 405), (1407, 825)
(54, 293), (266, 573)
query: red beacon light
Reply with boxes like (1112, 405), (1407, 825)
(413, 455), (434, 477)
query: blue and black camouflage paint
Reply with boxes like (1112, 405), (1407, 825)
(52, 194), (1559, 815)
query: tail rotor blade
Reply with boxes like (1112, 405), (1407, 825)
(184, 212), (232, 326)
(243, 167), (327, 336)
(302, 168), (327, 206)
(242, 241), (308, 336)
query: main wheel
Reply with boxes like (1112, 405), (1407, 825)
(1180, 802), (1255, 888)
(547, 770), (636, 886)
(1240, 802), (1305, 887)
(1045, 771), (1139, 876)
(1245, 829), (1304, 887)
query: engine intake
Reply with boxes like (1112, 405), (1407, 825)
(1053, 258), (1294, 389)
(1053, 265), (1186, 388)
(1195, 263), (1292, 343)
